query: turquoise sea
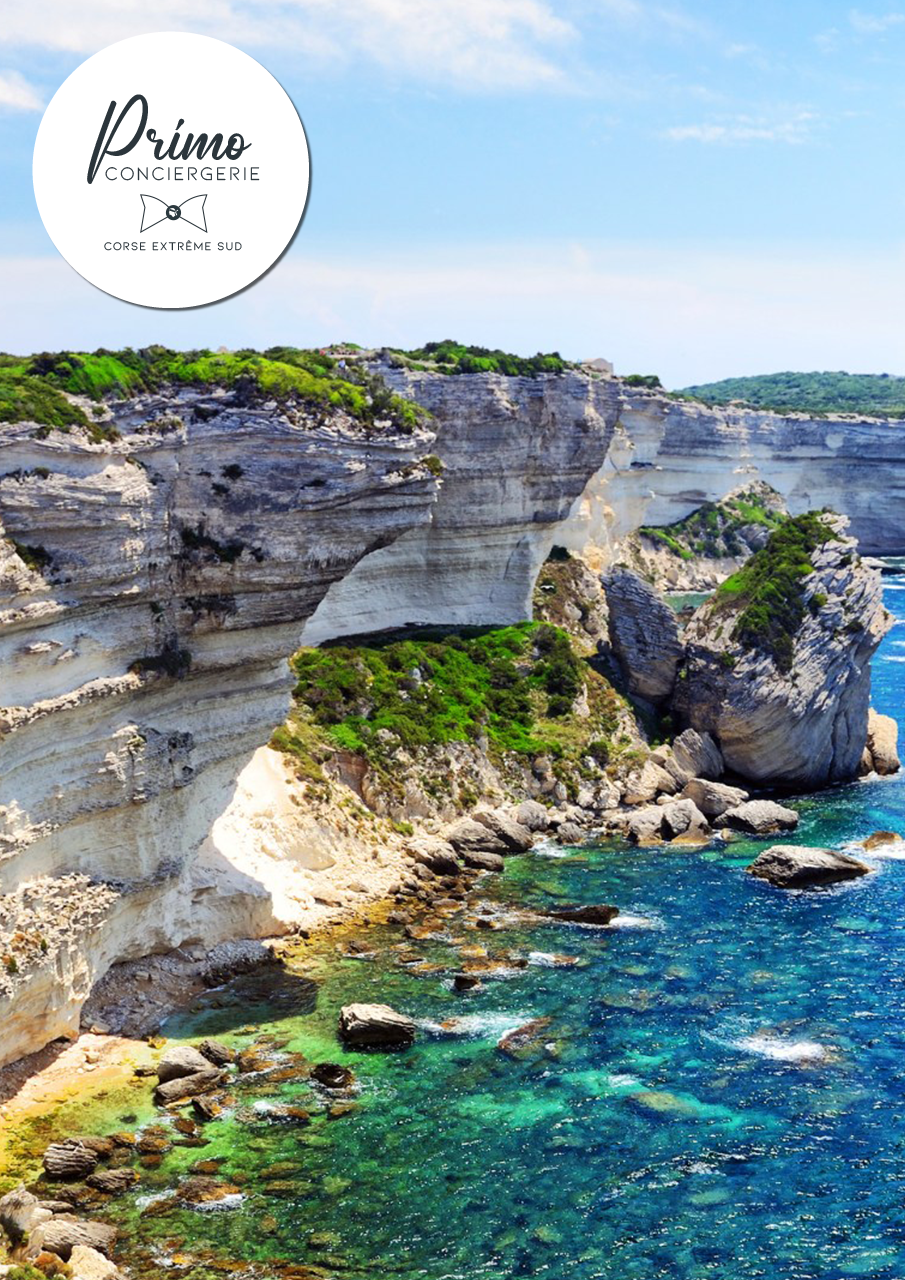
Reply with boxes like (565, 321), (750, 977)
(27, 575), (905, 1279)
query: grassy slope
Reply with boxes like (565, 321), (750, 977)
(707, 512), (837, 672)
(678, 370), (905, 418)
(274, 623), (633, 807)
(639, 487), (786, 561)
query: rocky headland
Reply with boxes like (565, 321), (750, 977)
(1, 345), (903, 1083)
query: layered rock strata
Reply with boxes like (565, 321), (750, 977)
(0, 391), (440, 1064)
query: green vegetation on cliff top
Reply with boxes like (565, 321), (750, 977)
(713, 511), (836, 673)
(679, 370), (905, 418)
(392, 340), (569, 377)
(0, 346), (427, 435)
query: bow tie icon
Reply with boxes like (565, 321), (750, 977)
(140, 194), (208, 233)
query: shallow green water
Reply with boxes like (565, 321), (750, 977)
(25, 580), (905, 1279)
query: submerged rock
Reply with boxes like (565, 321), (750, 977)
(747, 844), (872, 889)
(310, 1062), (355, 1090)
(338, 1002), (416, 1048)
(603, 565), (684, 704)
(862, 830), (904, 851)
(723, 800), (799, 835)
(497, 1017), (554, 1058)
(543, 904), (619, 926)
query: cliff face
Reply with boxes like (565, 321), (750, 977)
(566, 389), (905, 564)
(301, 367), (623, 643)
(2, 362), (904, 1068)
(671, 514), (890, 787)
(0, 391), (440, 1064)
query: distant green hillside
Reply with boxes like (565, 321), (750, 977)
(678, 371), (905, 418)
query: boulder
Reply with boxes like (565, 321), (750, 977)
(555, 821), (585, 845)
(497, 1017), (554, 1059)
(867, 708), (900, 775)
(0, 1185), (52, 1244)
(515, 800), (550, 831)
(680, 778), (749, 819)
(723, 799), (799, 835)
(28, 1216), (117, 1261)
(310, 1062), (355, 1090)
(154, 1067), (225, 1105)
(459, 848), (505, 873)
(86, 1168), (138, 1195)
(660, 799), (709, 840)
(197, 1038), (234, 1067)
(603, 566), (684, 704)
(338, 1003), (416, 1049)
(747, 844), (872, 889)
(444, 817), (509, 856)
(408, 838), (461, 877)
(664, 729), (723, 786)
(672, 515), (891, 787)
(473, 808), (534, 852)
(623, 759), (678, 805)
(43, 1140), (99, 1181)
(543, 904), (619, 926)
(156, 1044), (211, 1083)
(626, 805), (666, 845)
(863, 830), (904, 851)
(68, 1245), (121, 1280)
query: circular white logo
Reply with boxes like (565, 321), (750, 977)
(33, 32), (310, 309)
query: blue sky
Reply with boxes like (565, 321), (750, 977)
(1, 0), (904, 385)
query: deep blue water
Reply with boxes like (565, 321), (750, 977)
(79, 576), (905, 1278)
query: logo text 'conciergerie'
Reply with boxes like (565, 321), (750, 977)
(34, 32), (309, 308)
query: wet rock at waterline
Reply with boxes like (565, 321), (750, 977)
(459, 848), (506, 873)
(747, 845), (872, 889)
(42, 1141), (100, 1181)
(156, 1044), (211, 1083)
(338, 1002), (416, 1048)
(723, 800), (799, 835)
(865, 708), (901, 775)
(543, 904), (619, 926)
(154, 1067), (226, 1105)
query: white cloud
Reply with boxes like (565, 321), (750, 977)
(0, 69), (43, 111)
(0, 0), (577, 92)
(663, 111), (817, 145)
(2, 240), (904, 389)
(849, 9), (905, 33)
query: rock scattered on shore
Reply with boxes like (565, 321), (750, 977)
(747, 845), (872, 889)
(723, 800), (799, 835)
(338, 1002), (416, 1048)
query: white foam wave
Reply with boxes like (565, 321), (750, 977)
(191, 1193), (246, 1213)
(608, 913), (661, 930)
(528, 951), (579, 967)
(730, 1034), (827, 1062)
(418, 1012), (531, 1039)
